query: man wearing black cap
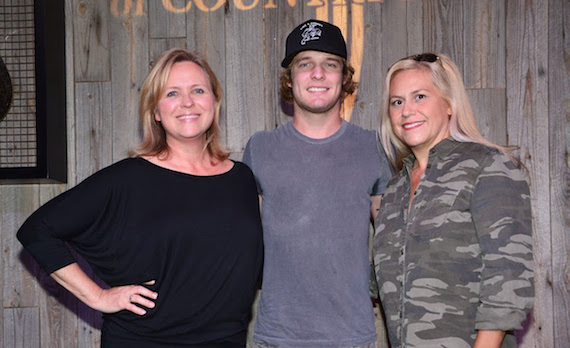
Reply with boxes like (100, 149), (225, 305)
(243, 19), (391, 348)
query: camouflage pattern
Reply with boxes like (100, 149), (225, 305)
(373, 138), (534, 348)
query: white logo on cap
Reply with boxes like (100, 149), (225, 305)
(300, 22), (323, 45)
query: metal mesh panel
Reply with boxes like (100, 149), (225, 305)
(0, 0), (37, 168)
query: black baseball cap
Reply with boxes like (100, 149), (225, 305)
(281, 19), (347, 68)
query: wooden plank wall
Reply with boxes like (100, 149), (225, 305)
(1, 0), (568, 346)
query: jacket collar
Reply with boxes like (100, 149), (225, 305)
(401, 137), (462, 173)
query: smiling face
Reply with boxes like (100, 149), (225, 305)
(388, 68), (452, 157)
(289, 50), (344, 116)
(154, 61), (216, 147)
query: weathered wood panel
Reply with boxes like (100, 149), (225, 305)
(347, 1), (384, 129)
(1, 186), (39, 309)
(3, 307), (39, 348)
(467, 88), (507, 145)
(423, 0), (464, 66)
(74, 82), (114, 182)
(379, 0), (407, 81)
(1, 186), (41, 348)
(37, 277), (74, 347)
(224, 3), (265, 152)
(72, 0), (111, 82)
(185, 6), (226, 84)
(463, 0), (506, 89)
(75, 296), (102, 348)
(406, 1), (424, 56)
(262, 3), (301, 130)
(149, 38), (188, 59)
(506, 0), (550, 346)
(109, 2), (149, 160)
(548, 0), (570, 344)
(335, 1), (363, 122)
(149, 0), (186, 39)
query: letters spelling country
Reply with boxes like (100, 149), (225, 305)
(110, 0), (384, 18)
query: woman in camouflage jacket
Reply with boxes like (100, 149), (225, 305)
(373, 53), (534, 348)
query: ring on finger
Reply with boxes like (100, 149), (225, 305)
(129, 295), (134, 302)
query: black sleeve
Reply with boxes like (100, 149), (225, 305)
(17, 165), (118, 275)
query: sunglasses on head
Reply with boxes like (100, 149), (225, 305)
(406, 53), (440, 63)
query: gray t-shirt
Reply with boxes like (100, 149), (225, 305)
(243, 120), (392, 347)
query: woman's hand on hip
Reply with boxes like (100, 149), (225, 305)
(94, 280), (158, 315)
(51, 263), (158, 316)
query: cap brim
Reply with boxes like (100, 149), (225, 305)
(281, 48), (346, 68)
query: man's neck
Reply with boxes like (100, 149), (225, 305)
(292, 107), (343, 139)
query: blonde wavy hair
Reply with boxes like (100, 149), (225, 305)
(380, 53), (519, 170)
(130, 48), (229, 162)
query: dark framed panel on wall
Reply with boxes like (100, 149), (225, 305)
(0, 0), (67, 183)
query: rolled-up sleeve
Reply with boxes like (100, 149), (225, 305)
(470, 153), (534, 331)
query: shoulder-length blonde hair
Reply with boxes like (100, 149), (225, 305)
(380, 52), (519, 170)
(130, 48), (229, 162)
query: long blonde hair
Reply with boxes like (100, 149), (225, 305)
(380, 53), (518, 170)
(130, 48), (229, 162)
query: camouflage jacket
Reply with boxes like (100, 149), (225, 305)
(373, 138), (534, 348)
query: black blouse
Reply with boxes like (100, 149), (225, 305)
(18, 158), (263, 347)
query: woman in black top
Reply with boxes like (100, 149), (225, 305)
(17, 48), (263, 347)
